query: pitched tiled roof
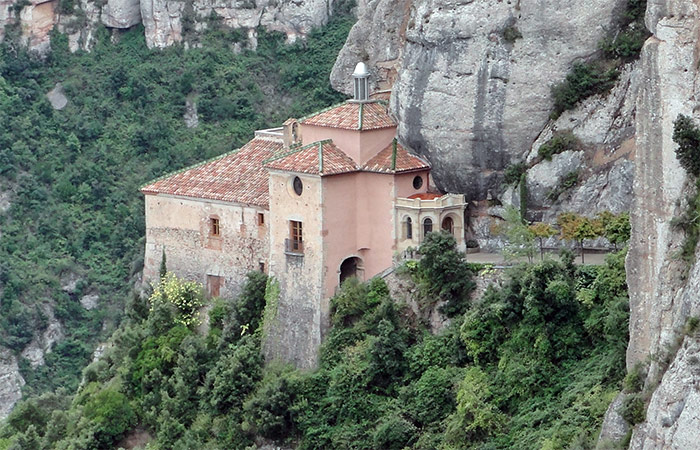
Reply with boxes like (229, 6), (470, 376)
(264, 140), (359, 176)
(301, 101), (396, 130)
(140, 137), (283, 207)
(362, 141), (430, 174)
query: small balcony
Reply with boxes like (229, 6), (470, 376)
(284, 238), (304, 256)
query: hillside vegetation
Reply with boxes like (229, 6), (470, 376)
(0, 14), (352, 396)
(0, 233), (629, 449)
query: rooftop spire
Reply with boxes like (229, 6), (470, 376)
(352, 62), (369, 102)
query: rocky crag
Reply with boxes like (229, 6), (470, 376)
(621, 0), (700, 447)
(332, 0), (634, 202)
(0, 0), (331, 52)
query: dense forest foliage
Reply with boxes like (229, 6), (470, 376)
(0, 13), (353, 395)
(0, 231), (629, 449)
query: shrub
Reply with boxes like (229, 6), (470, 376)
(600, 26), (648, 59)
(372, 414), (417, 450)
(538, 131), (579, 160)
(623, 363), (645, 393)
(503, 162), (526, 186)
(83, 389), (137, 447)
(672, 114), (700, 176)
(547, 170), (580, 201)
(619, 393), (646, 426)
(503, 26), (523, 43)
(150, 273), (205, 328)
(417, 232), (475, 317)
(551, 63), (619, 118)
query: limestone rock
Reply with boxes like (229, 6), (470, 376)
(80, 293), (99, 310)
(625, 0), (697, 371)
(141, 0), (330, 49)
(60, 271), (81, 293)
(20, 311), (65, 368)
(184, 94), (199, 128)
(381, 0), (626, 200)
(0, 188), (10, 213)
(20, 0), (57, 53)
(0, 347), (25, 421)
(630, 337), (700, 449)
(526, 150), (584, 207)
(330, 0), (408, 93)
(46, 82), (68, 110)
(101, 0), (141, 28)
(596, 392), (630, 449)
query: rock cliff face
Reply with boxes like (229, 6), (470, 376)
(333, 0), (629, 200)
(0, 0), (331, 51)
(619, 0), (700, 447)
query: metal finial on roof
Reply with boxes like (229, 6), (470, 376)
(352, 62), (369, 78)
(352, 62), (369, 102)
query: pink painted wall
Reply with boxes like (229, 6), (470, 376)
(300, 124), (397, 166)
(322, 171), (395, 298)
(395, 170), (430, 198)
(358, 128), (400, 164)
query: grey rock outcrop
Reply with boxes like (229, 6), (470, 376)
(0, 347), (25, 421)
(1, 0), (331, 51)
(20, 310), (65, 368)
(102, 0), (141, 28)
(597, 392), (630, 449)
(334, 0), (627, 200)
(46, 82), (68, 110)
(80, 293), (99, 310)
(630, 337), (700, 449)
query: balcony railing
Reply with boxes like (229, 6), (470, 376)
(285, 238), (304, 255)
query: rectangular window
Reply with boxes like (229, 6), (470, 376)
(210, 218), (220, 237)
(257, 213), (265, 226)
(207, 275), (222, 298)
(290, 220), (303, 253)
(259, 262), (266, 273)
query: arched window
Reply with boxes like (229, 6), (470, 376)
(442, 216), (454, 235)
(423, 217), (433, 237)
(406, 217), (413, 240)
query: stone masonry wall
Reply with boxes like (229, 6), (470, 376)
(264, 171), (326, 369)
(144, 194), (269, 298)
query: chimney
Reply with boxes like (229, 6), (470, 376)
(283, 118), (299, 148)
(352, 62), (370, 102)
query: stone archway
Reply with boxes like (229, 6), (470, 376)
(339, 256), (364, 286)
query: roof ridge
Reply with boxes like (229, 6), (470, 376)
(298, 101), (349, 123)
(140, 146), (242, 190)
(262, 139), (333, 164)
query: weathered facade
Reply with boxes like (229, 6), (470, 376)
(141, 64), (467, 368)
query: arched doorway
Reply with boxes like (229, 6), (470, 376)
(339, 256), (364, 286)
(442, 216), (454, 235)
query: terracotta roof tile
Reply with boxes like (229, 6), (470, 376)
(362, 141), (430, 174)
(408, 193), (442, 200)
(301, 101), (396, 130)
(140, 137), (283, 207)
(264, 140), (359, 176)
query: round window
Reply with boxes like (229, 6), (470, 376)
(293, 176), (303, 196)
(412, 175), (423, 190)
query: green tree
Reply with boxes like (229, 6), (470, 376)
(160, 248), (167, 279)
(529, 222), (557, 261)
(417, 232), (475, 317)
(673, 114), (700, 176)
(500, 206), (535, 262)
